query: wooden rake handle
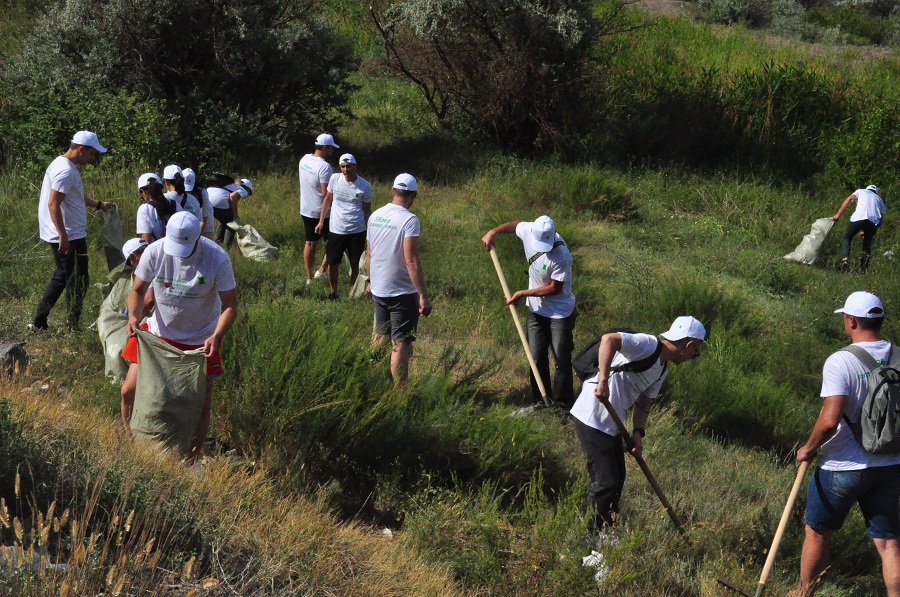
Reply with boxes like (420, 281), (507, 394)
(754, 460), (810, 597)
(598, 395), (687, 537)
(488, 247), (551, 407)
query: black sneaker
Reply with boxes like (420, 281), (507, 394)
(27, 322), (48, 333)
(327, 292), (338, 301)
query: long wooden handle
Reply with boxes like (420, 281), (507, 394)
(599, 396), (686, 536)
(754, 461), (810, 597)
(488, 248), (551, 407)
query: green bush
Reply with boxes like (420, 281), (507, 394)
(698, 0), (771, 26)
(0, 0), (357, 169)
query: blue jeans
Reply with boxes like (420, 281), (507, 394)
(526, 310), (576, 406)
(805, 465), (900, 539)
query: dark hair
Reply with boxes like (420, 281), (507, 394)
(855, 315), (884, 332)
(142, 178), (176, 219)
(165, 173), (185, 194)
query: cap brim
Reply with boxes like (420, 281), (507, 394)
(163, 238), (195, 258)
(95, 144), (108, 153)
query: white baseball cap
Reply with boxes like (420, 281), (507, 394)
(866, 184), (879, 194)
(835, 291), (884, 318)
(163, 164), (183, 180)
(339, 153), (357, 165)
(315, 133), (340, 148)
(137, 172), (162, 189)
(121, 238), (148, 261)
(531, 215), (556, 252)
(661, 316), (708, 342)
(163, 212), (201, 258)
(182, 168), (196, 192)
(239, 178), (253, 193)
(71, 130), (107, 153)
(392, 173), (417, 192)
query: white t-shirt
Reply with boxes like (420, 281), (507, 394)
(38, 156), (87, 242)
(570, 333), (668, 436)
(327, 173), (372, 234)
(298, 154), (333, 218)
(367, 203), (420, 297)
(849, 188), (886, 225)
(135, 237), (236, 345)
(136, 202), (170, 241)
(207, 184), (248, 210)
(514, 222), (575, 318)
(818, 340), (900, 471)
(164, 191), (203, 221)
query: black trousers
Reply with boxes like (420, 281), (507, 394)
(213, 206), (235, 247)
(33, 237), (89, 329)
(842, 219), (878, 270)
(526, 310), (576, 407)
(573, 416), (625, 532)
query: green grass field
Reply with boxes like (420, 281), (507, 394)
(0, 5), (898, 596)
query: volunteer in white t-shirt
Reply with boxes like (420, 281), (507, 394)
(316, 153), (372, 298)
(833, 184), (886, 271)
(135, 173), (177, 243)
(481, 215), (577, 408)
(569, 317), (706, 534)
(182, 168), (214, 239)
(793, 292), (900, 596)
(298, 133), (338, 285)
(120, 212), (238, 461)
(32, 130), (114, 332)
(207, 177), (252, 248)
(162, 164), (204, 229)
(366, 173), (432, 384)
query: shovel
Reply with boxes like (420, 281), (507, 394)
(488, 247), (552, 408)
(718, 461), (810, 597)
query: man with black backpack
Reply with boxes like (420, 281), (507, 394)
(792, 291), (900, 597)
(569, 317), (706, 538)
(481, 215), (576, 408)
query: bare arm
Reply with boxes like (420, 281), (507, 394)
(506, 278), (562, 306)
(833, 194), (856, 221)
(228, 191), (242, 224)
(593, 333), (623, 401)
(48, 189), (69, 255)
(481, 220), (521, 250)
(628, 394), (653, 457)
(203, 288), (238, 357)
(316, 191), (334, 234)
(402, 236), (431, 316)
(126, 275), (152, 336)
(797, 395), (847, 462)
(363, 202), (372, 226)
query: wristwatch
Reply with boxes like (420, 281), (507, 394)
(632, 427), (645, 438)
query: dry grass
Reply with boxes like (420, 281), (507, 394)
(0, 379), (459, 596)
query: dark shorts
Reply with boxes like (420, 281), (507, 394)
(121, 323), (223, 377)
(302, 215), (329, 242)
(373, 293), (419, 343)
(805, 464), (900, 539)
(326, 231), (366, 266)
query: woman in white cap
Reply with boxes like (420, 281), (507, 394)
(182, 168), (215, 239)
(161, 165), (203, 226)
(832, 184), (886, 271)
(136, 173), (176, 243)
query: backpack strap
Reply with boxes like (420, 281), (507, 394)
(840, 344), (892, 439)
(527, 239), (566, 266)
(611, 337), (665, 375)
(843, 344), (881, 372)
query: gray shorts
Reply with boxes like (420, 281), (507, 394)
(373, 293), (419, 343)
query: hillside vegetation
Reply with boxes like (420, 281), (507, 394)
(0, 0), (898, 595)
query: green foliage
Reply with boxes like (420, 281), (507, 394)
(698, 0), (771, 27)
(0, 0), (358, 169)
(369, 0), (623, 154)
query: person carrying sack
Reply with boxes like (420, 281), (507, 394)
(792, 292), (900, 597)
(119, 212), (238, 462)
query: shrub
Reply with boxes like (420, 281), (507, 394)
(0, 0), (357, 169)
(369, 0), (633, 155)
(698, 0), (772, 27)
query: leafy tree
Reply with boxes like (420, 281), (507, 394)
(0, 0), (358, 168)
(369, 0), (637, 155)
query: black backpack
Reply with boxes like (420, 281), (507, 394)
(573, 327), (665, 382)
